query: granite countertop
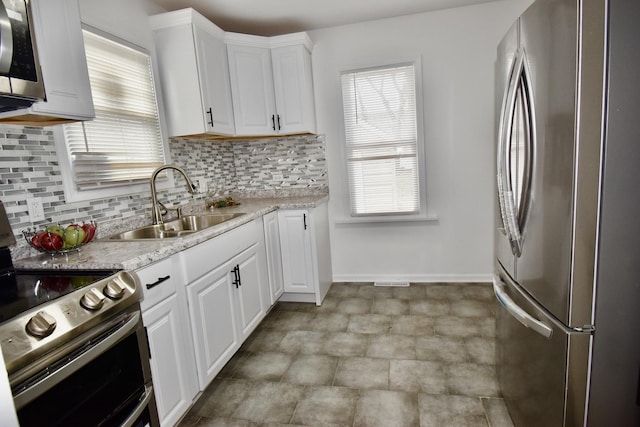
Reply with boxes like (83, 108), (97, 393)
(13, 195), (328, 271)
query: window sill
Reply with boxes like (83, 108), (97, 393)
(334, 212), (438, 224)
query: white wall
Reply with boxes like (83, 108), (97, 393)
(78, 0), (165, 48)
(311, 0), (532, 283)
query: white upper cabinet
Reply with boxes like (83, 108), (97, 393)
(0, 0), (94, 124)
(226, 32), (316, 136)
(150, 9), (235, 138)
(271, 42), (316, 135)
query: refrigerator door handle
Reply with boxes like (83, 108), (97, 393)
(493, 274), (553, 339)
(495, 263), (596, 335)
(496, 49), (522, 253)
(496, 47), (536, 258)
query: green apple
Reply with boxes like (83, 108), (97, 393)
(46, 224), (65, 237)
(63, 225), (86, 247)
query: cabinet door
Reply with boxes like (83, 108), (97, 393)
(278, 210), (316, 293)
(187, 264), (239, 390)
(227, 44), (276, 135)
(263, 211), (284, 304)
(28, 0), (94, 119)
(142, 295), (195, 427)
(271, 45), (316, 134)
(232, 246), (266, 340)
(193, 24), (235, 135)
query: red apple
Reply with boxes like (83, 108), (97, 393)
(40, 232), (64, 251)
(82, 222), (96, 243)
(31, 231), (46, 250)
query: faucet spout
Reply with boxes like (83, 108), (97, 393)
(150, 164), (197, 225)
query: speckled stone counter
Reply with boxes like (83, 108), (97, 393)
(13, 195), (328, 271)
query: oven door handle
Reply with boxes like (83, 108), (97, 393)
(12, 311), (141, 410)
(122, 383), (154, 427)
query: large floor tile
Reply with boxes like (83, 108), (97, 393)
(347, 314), (391, 334)
(278, 330), (326, 354)
(195, 417), (259, 427)
(389, 359), (446, 394)
(282, 354), (338, 386)
(189, 378), (252, 418)
(309, 312), (350, 332)
(322, 332), (368, 357)
(353, 389), (420, 427)
(233, 352), (293, 381)
(415, 335), (468, 363)
(464, 336), (496, 365)
(334, 297), (373, 314)
(366, 334), (416, 359)
(418, 393), (488, 427)
(389, 315), (435, 336)
(231, 382), (305, 424)
(290, 386), (359, 426)
(409, 299), (450, 316)
(334, 357), (389, 389)
(445, 363), (501, 397)
(372, 297), (410, 315)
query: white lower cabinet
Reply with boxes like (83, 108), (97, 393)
(186, 260), (240, 390)
(278, 203), (332, 305)
(138, 257), (198, 427)
(181, 219), (267, 390)
(263, 211), (284, 304)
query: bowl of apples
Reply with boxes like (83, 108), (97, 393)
(23, 221), (97, 255)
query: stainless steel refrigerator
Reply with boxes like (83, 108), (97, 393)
(493, 0), (640, 425)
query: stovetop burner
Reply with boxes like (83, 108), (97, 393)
(0, 269), (118, 325)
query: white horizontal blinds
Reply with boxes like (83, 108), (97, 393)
(341, 64), (419, 216)
(63, 30), (165, 191)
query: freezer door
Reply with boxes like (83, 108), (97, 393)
(494, 264), (591, 427)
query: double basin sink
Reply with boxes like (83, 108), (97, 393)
(109, 213), (246, 240)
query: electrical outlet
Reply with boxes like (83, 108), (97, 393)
(27, 198), (45, 222)
(198, 178), (207, 193)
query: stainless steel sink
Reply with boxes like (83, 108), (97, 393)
(171, 213), (245, 232)
(109, 213), (246, 240)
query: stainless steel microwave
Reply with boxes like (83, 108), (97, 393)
(0, 0), (44, 112)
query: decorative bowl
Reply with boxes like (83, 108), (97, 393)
(23, 221), (97, 255)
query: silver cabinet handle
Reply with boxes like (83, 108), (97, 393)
(493, 274), (553, 339)
(0, 0), (13, 74)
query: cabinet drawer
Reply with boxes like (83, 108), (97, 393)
(138, 257), (176, 311)
(181, 219), (258, 283)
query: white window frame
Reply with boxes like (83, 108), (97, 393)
(337, 58), (430, 223)
(54, 25), (171, 203)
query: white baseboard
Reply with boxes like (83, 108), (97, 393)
(332, 273), (493, 284)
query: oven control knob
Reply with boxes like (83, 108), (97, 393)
(80, 288), (106, 311)
(26, 311), (57, 338)
(103, 280), (126, 300)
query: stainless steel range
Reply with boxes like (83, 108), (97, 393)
(0, 201), (159, 427)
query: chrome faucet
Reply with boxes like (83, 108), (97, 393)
(150, 164), (197, 225)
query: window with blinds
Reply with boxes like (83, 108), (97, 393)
(341, 64), (420, 216)
(62, 29), (166, 191)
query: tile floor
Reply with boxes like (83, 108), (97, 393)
(179, 282), (514, 427)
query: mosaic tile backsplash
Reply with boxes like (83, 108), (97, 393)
(0, 125), (327, 258)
